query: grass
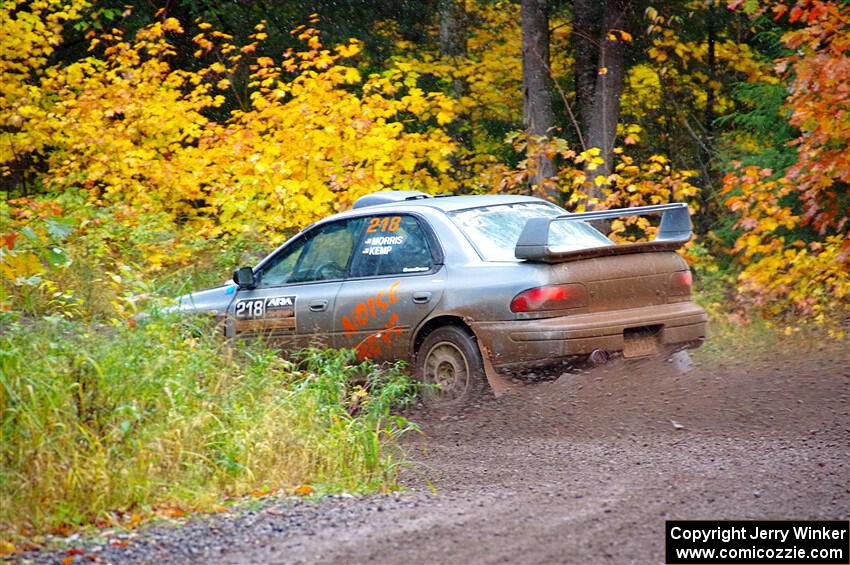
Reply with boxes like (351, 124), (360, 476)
(692, 286), (848, 364)
(0, 312), (418, 545)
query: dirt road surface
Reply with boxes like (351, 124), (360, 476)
(27, 344), (850, 564)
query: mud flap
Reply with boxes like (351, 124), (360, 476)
(478, 342), (516, 398)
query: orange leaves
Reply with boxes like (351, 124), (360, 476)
(155, 507), (187, 519)
(606, 29), (633, 42)
(773, 2), (850, 239)
(293, 485), (315, 496)
(788, 5), (805, 22)
(720, 2), (850, 327)
(721, 1), (850, 331)
(1, 232), (19, 249)
(61, 549), (84, 565)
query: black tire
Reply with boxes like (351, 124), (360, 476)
(415, 325), (486, 405)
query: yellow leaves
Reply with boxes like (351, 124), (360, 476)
(722, 163), (850, 328)
(648, 46), (667, 63)
(622, 123), (642, 145)
(161, 17), (183, 33)
(342, 66), (360, 84)
(0, 248), (44, 282)
(436, 110), (454, 125)
(387, 1), (573, 131)
(598, 66), (609, 76)
(579, 148), (604, 171)
(431, 95), (457, 125)
(336, 39), (362, 58)
(127, 513), (143, 527)
(399, 154), (417, 173)
(123, 22), (457, 236)
(645, 6), (659, 21)
(762, 218), (779, 232)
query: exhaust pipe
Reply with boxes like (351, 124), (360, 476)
(589, 349), (610, 366)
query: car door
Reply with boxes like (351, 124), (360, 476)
(229, 218), (366, 349)
(334, 213), (445, 362)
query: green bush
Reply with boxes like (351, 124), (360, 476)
(0, 312), (417, 538)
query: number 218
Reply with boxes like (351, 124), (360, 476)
(367, 216), (400, 233)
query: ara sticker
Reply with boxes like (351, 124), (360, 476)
(234, 295), (296, 331)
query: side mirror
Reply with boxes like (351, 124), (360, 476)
(233, 267), (256, 289)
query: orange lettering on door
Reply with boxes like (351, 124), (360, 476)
(341, 280), (401, 336)
(339, 281), (406, 360)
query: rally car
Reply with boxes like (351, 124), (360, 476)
(174, 191), (707, 402)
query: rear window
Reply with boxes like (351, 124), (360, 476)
(450, 202), (612, 262)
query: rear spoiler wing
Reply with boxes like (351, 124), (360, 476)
(515, 203), (692, 263)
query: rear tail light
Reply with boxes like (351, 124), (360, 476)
(510, 284), (588, 313)
(670, 270), (693, 296)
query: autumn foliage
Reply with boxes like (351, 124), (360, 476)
(1, 1), (848, 323)
(2, 3), (458, 239)
(721, 0), (850, 332)
(1, 0), (462, 317)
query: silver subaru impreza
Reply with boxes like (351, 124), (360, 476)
(174, 191), (707, 402)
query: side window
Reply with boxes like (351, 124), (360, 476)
(349, 215), (434, 278)
(258, 219), (364, 286)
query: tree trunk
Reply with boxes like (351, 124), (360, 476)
(705, 4), (716, 141)
(583, 0), (630, 208)
(698, 1), (718, 234)
(521, 0), (557, 199)
(439, 0), (471, 173)
(573, 0), (602, 141)
(439, 0), (468, 98)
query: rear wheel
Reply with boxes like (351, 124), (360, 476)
(415, 325), (486, 405)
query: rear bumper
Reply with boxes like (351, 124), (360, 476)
(470, 301), (707, 370)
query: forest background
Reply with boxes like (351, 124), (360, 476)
(2, 0), (849, 331)
(1, 0), (849, 548)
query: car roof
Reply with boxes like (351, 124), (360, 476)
(336, 193), (550, 217)
(257, 193), (561, 272)
(396, 194), (545, 212)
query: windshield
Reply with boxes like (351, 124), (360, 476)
(450, 202), (612, 261)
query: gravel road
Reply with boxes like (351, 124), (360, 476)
(22, 343), (850, 564)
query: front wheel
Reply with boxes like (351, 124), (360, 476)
(415, 325), (486, 405)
